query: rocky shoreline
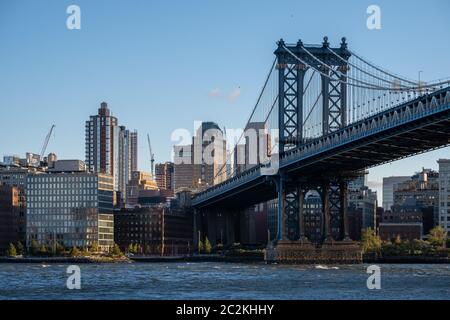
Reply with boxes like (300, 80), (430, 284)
(0, 256), (130, 263)
(1, 254), (448, 264)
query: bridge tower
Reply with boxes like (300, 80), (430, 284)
(275, 36), (350, 148)
(273, 37), (352, 243)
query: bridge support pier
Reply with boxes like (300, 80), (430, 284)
(297, 187), (309, 243)
(265, 174), (361, 264)
(196, 207), (243, 251)
(320, 182), (333, 244)
(339, 179), (351, 242)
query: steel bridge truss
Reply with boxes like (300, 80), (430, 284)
(275, 37), (351, 242)
(192, 38), (450, 247)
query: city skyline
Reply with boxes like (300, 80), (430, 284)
(1, 97), (449, 203)
(1, 0), (450, 203)
(1, 1), (450, 303)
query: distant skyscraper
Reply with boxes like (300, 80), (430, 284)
(233, 122), (271, 175)
(85, 102), (119, 178)
(173, 121), (227, 191)
(438, 159), (450, 233)
(155, 162), (174, 191)
(382, 176), (410, 211)
(118, 127), (138, 202)
(173, 144), (195, 191)
(85, 102), (137, 201)
(130, 130), (138, 172)
(193, 122), (227, 187)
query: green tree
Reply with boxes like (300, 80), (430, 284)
(394, 235), (402, 245)
(111, 243), (123, 256)
(15, 241), (24, 256)
(6, 243), (17, 257)
(70, 246), (80, 257)
(127, 243), (135, 254)
(204, 237), (212, 254)
(198, 239), (204, 254)
(90, 241), (99, 253)
(361, 228), (381, 254)
(30, 239), (38, 256)
(81, 246), (90, 256)
(428, 226), (447, 247)
(38, 244), (48, 256)
(55, 242), (65, 256)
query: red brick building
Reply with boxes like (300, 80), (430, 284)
(0, 185), (22, 254)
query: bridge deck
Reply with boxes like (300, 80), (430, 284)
(192, 88), (450, 209)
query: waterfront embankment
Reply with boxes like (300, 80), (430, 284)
(1, 254), (449, 264)
(0, 256), (130, 263)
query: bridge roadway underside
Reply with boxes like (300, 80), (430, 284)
(195, 108), (450, 210)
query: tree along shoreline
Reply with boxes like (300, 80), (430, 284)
(0, 240), (126, 261)
(361, 226), (450, 263)
(1, 255), (448, 264)
(0, 256), (130, 263)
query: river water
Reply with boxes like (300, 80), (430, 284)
(0, 262), (448, 300)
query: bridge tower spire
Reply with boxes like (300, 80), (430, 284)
(275, 37), (351, 149)
(275, 38), (307, 153)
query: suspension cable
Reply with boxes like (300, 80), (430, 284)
(325, 47), (411, 89)
(282, 45), (391, 90)
(348, 49), (417, 85)
(213, 57), (277, 180)
(348, 48), (450, 90)
(300, 45), (403, 90)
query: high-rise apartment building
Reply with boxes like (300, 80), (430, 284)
(130, 131), (138, 173)
(438, 159), (450, 232)
(85, 102), (137, 202)
(85, 102), (118, 177)
(155, 162), (174, 192)
(118, 127), (138, 202)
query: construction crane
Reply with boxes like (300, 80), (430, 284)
(40, 124), (55, 161)
(147, 133), (155, 178)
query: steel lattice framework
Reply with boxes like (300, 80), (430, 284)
(192, 37), (450, 247)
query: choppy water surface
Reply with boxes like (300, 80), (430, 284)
(0, 263), (448, 300)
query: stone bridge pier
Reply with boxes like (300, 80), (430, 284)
(265, 174), (362, 264)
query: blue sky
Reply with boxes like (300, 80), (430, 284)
(1, 0), (449, 201)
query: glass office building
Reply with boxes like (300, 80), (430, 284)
(26, 172), (114, 251)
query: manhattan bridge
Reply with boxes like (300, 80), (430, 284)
(191, 37), (450, 263)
